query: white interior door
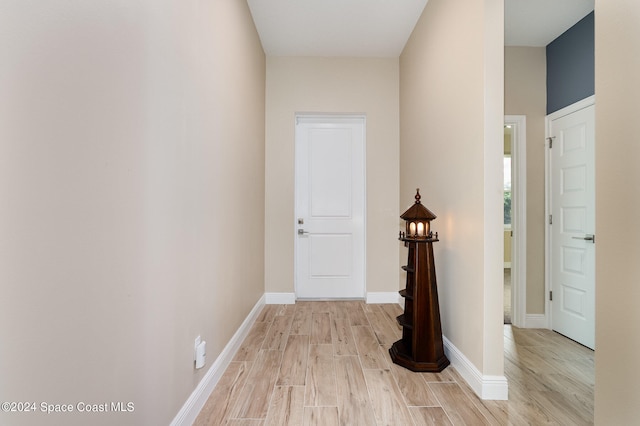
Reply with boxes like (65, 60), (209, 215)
(295, 116), (365, 299)
(549, 103), (595, 349)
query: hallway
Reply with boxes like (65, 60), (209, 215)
(195, 301), (593, 425)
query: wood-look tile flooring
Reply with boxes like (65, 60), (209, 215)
(194, 301), (594, 425)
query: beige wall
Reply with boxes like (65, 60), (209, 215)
(399, 0), (504, 375)
(595, 0), (640, 422)
(265, 57), (400, 295)
(0, 1), (265, 425)
(504, 47), (547, 314)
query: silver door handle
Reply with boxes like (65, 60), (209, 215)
(298, 229), (309, 235)
(572, 234), (595, 243)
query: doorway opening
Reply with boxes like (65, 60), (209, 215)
(504, 115), (526, 327)
(503, 127), (512, 324)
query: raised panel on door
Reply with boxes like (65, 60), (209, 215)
(309, 129), (352, 218)
(308, 234), (352, 277)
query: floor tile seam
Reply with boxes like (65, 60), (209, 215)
(421, 376), (456, 384)
(429, 380), (495, 426)
(362, 364), (418, 425)
(302, 404), (339, 408)
(309, 340), (342, 412)
(255, 318), (277, 352)
(275, 335), (308, 387)
(423, 381), (447, 416)
(524, 391), (588, 425)
(420, 396), (457, 426)
(262, 316), (294, 351)
(225, 415), (266, 421)
(301, 335), (312, 407)
(385, 361), (437, 411)
(363, 310), (382, 344)
(359, 366), (392, 426)
(459, 385), (504, 426)
(349, 324), (378, 368)
(405, 403), (446, 408)
(225, 353), (269, 422)
(243, 320), (273, 346)
(345, 347), (383, 425)
(330, 314), (358, 357)
(258, 350), (288, 423)
(214, 362), (254, 423)
(326, 337), (340, 411)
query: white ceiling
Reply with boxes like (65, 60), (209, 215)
(505, 0), (594, 47)
(247, 0), (594, 57)
(247, 0), (428, 57)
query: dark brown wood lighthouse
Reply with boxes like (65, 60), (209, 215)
(390, 189), (450, 372)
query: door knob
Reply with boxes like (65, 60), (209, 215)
(298, 229), (309, 235)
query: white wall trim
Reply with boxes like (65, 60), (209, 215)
(443, 336), (509, 400)
(525, 314), (548, 329)
(265, 292), (296, 304)
(170, 295), (266, 426)
(366, 292), (402, 304)
(504, 115), (527, 328)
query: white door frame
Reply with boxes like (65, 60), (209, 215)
(545, 95), (595, 330)
(505, 115), (527, 327)
(293, 113), (367, 299)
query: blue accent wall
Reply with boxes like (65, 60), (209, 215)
(546, 11), (594, 114)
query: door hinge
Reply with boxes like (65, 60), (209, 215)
(550, 291), (553, 301)
(549, 214), (553, 225)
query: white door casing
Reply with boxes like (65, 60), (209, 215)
(547, 99), (595, 349)
(294, 115), (365, 299)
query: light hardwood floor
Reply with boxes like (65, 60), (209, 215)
(194, 301), (594, 425)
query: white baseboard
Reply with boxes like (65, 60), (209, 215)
(525, 314), (547, 329)
(443, 336), (508, 400)
(265, 292), (296, 304)
(366, 292), (402, 304)
(170, 295), (266, 426)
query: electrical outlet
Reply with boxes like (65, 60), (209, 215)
(194, 336), (201, 361)
(195, 340), (206, 369)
